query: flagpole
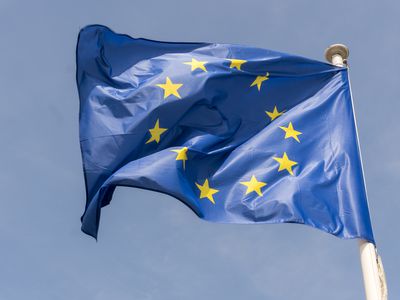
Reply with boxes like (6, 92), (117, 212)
(324, 44), (387, 300)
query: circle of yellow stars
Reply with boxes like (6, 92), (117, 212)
(144, 55), (303, 205)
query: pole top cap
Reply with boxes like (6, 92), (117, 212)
(324, 44), (349, 63)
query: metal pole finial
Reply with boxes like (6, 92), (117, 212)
(324, 44), (349, 66)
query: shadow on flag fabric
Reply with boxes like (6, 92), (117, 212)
(76, 25), (374, 243)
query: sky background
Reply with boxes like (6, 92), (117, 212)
(0, 0), (399, 299)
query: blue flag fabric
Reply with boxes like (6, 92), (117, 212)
(76, 25), (374, 243)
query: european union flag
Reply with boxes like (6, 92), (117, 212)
(77, 25), (374, 243)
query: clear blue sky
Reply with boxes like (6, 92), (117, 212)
(0, 0), (398, 299)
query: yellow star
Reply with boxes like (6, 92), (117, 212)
(279, 122), (302, 142)
(250, 72), (269, 91)
(266, 105), (284, 121)
(240, 175), (267, 196)
(273, 152), (298, 175)
(195, 179), (219, 204)
(228, 59), (247, 70)
(145, 119), (167, 144)
(171, 147), (188, 169)
(183, 58), (208, 72)
(156, 77), (183, 99)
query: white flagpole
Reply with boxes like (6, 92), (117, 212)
(324, 44), (387, 300)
